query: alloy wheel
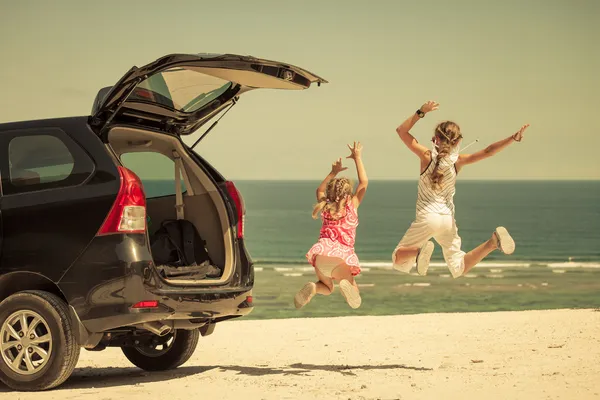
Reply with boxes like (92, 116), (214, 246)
(1, 310), (53, 375)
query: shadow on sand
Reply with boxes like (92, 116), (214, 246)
(221, 363), (432, 377)
(0, 366), (215, 393)
(0, 362), (432, 392)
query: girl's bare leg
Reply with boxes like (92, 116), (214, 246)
(462, 230), (507, 275)
(295, 257), (338, 309)
(394, 242), (434, 276)
(393, 246), (419, 265)
(331, 264), (362, 309)
(331, 263), (356, 287)
(315, 268), (334, 295)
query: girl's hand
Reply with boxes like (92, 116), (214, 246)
(346, 141), (363, 160)
(420, 100), (440, 114)
(331, 158), (347, 174)
(512, 124), (530, 142)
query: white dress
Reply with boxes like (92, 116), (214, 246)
(392, 143), (466, 278)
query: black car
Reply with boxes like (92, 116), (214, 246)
(0, 53), (327, 391)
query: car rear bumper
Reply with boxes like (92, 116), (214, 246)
(77, 288), (253, 333)
(58, 233), (254, 335)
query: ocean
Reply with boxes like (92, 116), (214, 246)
(144, 180), (600, 268)
(234, 180), (600, 269)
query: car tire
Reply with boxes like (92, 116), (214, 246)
(0, 290), (81, 391)
(121, 328), (199, 371)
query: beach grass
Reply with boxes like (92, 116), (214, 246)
(246, 266), (600, 320)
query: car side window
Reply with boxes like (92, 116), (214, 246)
(1, 128), (95, 195)
(120, 152), (186, 198)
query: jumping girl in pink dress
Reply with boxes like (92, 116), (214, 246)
(295, 142), (368, 309)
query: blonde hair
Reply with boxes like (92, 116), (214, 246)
(312, 177), (354, 219)
(430, 121), (462, 190)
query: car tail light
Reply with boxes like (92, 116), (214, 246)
(133, 88), (154, 100)
(225, 181), (245, 239)
(238, 296), (253, 309)
(98, 166), (146, 235)
(131, 300), (159, 309)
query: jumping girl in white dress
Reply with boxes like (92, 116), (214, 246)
(392, 100), (530, 278)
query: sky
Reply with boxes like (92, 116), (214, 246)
(0, 0), (598, 180)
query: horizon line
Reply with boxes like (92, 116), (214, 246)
(228, 178), (600, 182)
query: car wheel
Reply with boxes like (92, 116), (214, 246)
(0, 290), (81, 391)
(121, 329), (199, 371)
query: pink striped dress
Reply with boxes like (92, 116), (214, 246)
(305, 198), (361, 276)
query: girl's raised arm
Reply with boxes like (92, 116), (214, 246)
(396, 101), (440, 161)
(456, 124), (530, 170)
(347, 142), (368, 207)
(316, 158), (346, 201)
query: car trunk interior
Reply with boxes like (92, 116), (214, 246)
(106, 126), (235, 285)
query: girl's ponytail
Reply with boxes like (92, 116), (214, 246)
(430, 122), (461, 190)
(430, 142), (451, 189)
(312, 199), (327, 220)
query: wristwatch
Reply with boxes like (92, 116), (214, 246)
(416, 109), (425, 118)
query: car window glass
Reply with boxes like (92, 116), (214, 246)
(5, 131), (94, 194)
(132, 67), (232, 113)
(120, 152), (186, 198)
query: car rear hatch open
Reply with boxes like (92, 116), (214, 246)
(89, 53), (328, 137)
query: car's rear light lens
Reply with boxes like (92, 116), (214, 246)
(133, 88), (154, 100)
(98, 166), (146, 236)
(238, 296), (253, 309)
(225, 181), (245, 239)
(131, 300), (159, 309)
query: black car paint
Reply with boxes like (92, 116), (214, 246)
(0, 116), (253, 346)
(0, 117), (120, 281)
(60, 234), (253, 335)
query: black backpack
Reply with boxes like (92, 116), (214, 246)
(151, 219), (212, 267)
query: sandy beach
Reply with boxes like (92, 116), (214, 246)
(2, 309), (598, 399)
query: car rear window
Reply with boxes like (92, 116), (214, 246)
(131, 67), (232, 113)
(120, 152), (187, 198)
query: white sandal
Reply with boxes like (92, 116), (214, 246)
(339, 279), (362, 309)
(494, 227), (515, 255)
(416, 241), (435, 276)
(294, 282), (317, 309)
